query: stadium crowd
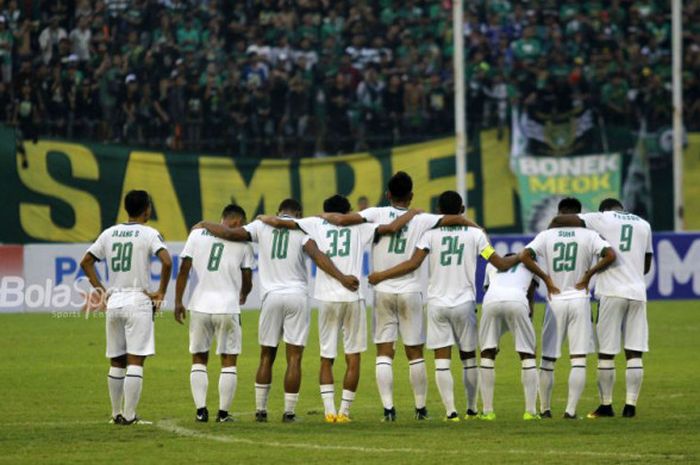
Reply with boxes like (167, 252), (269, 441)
(2, 0), (700, 157)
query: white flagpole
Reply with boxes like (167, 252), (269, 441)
(672, 0), (683, 231)
(453, 0), (467, 206)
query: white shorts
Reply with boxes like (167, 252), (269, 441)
(541, 298), (594, 359)
(373, 291), (425, 345)
(426, 301), (477, 351)
(259, 292), (309, 347)
(596, 296), (649, 354)
(318, 300), (367, 359)
(189, 311), (242, 355)
(105, 306), (155, 358)
(480, 300), (536, 355)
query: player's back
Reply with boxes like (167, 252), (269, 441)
(528, 227), (610, 300)
(182, 228), (254, 313)
(297, 217), (376, 302)
(89, 222), (166, 309)
(419, 225), (490, 307)
(244, 217), (309, 299)
(483, 262), (536, 305)
(580, 211), (652, 301)
(360, 206), (442, 293)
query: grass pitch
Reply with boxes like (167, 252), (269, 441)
(1, 301), (698, 465)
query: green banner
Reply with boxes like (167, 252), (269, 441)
(515, 153), (623, 233)
(3, 125), (525, 243)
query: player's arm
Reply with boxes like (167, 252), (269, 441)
(486, 250), (520, 271)
(79, 252), (107, 297)
(526, 280), (537, 319)
(519, 248), (560, 299)
(174, 257), (191, 324)
(575, 247), (616, 291)
(240, 268), (253, 305)
(368, 248), (428, 285)
(644, 253), (653, 274)
(193, 221), (252, 241)
(256, 215), (299, 230)
(303, 239), (359, 291)
(548, 214), (585, 229)
(318, 212), (365, 226)
(375, 208), (422, 235)
(146, 248), (172, 312)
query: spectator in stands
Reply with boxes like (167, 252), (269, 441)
(0, 0), (696, 153)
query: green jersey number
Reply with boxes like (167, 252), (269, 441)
(271, 229), (290, 259)
(207, 242), (224, 271)
(440, 236), (464, 266)
(619, 224), (633, 252)
(111, 242), (133, 272)
(327, 228), (351, 258)
(388, 227), (407, 254)
(552, 242), (578, 272)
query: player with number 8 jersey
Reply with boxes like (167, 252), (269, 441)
(176, 204), (256, 423)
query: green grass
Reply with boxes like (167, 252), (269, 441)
(1, 302), (698, 465)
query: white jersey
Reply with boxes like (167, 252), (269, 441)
(296, 217), (377, 302)
(483, 262), (537, 306)
(244, 216), (311, 300)
(415, 225), (493, 307)
(526, 227), (610, 301)
(360, 207), (443, 293)
(580, 211), (652, 301)
(86, 223), (167, 310)
(180, 228), (256, 314)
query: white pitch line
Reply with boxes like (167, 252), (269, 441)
(156, 420), (688, 461)
(157, 419), (419, 454)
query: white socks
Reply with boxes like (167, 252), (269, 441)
(284, 392), (299, 414)
(479, 358), (495, 414)
(255, 383), (271, 411)
(625, 358), (643, 406)
(597, 359), (616, 405)
(462, 357), (478, 412)
(539, 359), (555, 412)
(107, 367), (126, 418)
(339, 389), (355, 416)
(434, 359), (456, 415)
(408, 358), (427, 409)
(123, 365), (144, 421)
(521, 359), (538, 415)
(320, 384), (336, 416)
(566, 358), (587, 416)
(190, 364), (208, 409)
(375, 356), (394, 409)
(218, 367), (237, 412)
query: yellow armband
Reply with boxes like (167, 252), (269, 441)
(480, 245), (495, 260)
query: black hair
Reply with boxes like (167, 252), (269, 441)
(323, 194), (351, 214)
(387, 171), (413, 201)
(437, 190), (463, 215)
(221, 204), (246, 220)
(124, 190), (151, 217)
(558, 197), (582, 214)
(278, 198), (303, 215)
(598, 198), (624, 212)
